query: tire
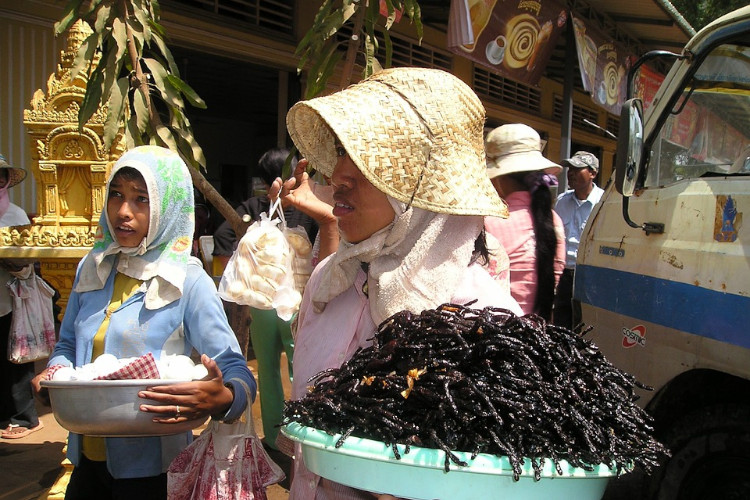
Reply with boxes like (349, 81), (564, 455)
(653, 404), (750, 500)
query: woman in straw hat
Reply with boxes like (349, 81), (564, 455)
(0, 154), (45, 439)
(484, 124), (565, 320)
(276, 67), (522, 499)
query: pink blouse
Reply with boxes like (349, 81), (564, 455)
(484, 190), (566, 315)
(288, 260), (521, 500)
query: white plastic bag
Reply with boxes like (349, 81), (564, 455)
(167, 380), (285, 500)
(7, 274), (56, 364)
(218, 199), (302, 320)
(284, 225), (313, 297)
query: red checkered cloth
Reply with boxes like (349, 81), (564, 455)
(45, 364), (67, 380)
(95, 352), (161, 380)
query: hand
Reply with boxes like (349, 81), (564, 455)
(137, 354), (234, 424)
(31, 369), (51, 406)
(270, 158), (339, 261)
(269, 158), (335, 226)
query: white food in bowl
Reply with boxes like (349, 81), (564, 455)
(41, 379), (208, 437)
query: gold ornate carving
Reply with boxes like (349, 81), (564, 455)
(0, 225), (96, 248)
(4, 19), (126, 318)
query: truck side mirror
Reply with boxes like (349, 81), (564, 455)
(615, 98), (644, 197)
(614, 98), (664, 234)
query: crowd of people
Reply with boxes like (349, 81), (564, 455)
(1, 66), (605, 500)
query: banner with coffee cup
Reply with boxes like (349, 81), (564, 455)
(571, 14), (633, 114)
(448, 0), (568, 86)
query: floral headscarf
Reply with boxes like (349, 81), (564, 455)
(74, 146), (195, 309)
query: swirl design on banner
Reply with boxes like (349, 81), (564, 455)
(503, 14), (540, 70)
(604, 61), (622, 106)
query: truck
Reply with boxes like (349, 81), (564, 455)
(574, 6), (750, 500)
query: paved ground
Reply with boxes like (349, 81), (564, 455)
(1, 358), (292, 500)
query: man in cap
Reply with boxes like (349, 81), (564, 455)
(552, 151), (604, 330)
(0, 154), (44, 439)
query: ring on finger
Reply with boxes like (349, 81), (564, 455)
(176, 405), (180, 417)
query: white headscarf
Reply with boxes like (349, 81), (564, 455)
(74, 146), (195, 309)
(312, 197), (484, 326)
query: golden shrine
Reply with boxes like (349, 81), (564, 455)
(0, 20), (124, 318)
(4, 20), (126, 500)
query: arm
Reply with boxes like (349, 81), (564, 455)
(270, 158), (338, 261)
(139, 265), (255, 424)
(32, 272), (82, 404)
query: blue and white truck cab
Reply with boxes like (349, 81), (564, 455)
(575, 6), (750, 499)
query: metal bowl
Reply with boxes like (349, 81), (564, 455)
(282, 423), (617, 500)
(41, 379), (208, 437)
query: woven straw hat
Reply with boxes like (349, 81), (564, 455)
(286, 67), (508, 218)
(485, 124), (561, 179)
(0, 154), (27, 187)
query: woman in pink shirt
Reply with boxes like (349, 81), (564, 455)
(275, 67), (521, 500)
(484, 124), (566, 319)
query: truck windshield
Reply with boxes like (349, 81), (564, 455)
(645, 41), (750, 187)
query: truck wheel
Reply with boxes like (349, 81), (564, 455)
(654, 404), (750, 500)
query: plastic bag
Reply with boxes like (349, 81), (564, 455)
(167, 380), (285, 500)
(284, 225), (313, 297)
(218, 199), (302, 320)
(7, 274), (56, 364)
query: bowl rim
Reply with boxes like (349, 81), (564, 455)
(41, 379), (191, 388)
(281, 422), (620, 478)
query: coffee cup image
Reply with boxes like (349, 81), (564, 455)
(486, 35), (507, 64)
(460, 0), (499, 52)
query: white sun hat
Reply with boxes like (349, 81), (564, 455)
(485, 124), (561, 179)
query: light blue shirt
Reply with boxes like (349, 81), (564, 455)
(50, 258), (255, 479)
(554, 185), (604, 269)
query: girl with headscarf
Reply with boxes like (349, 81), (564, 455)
(33, 146), (255, 499)
(275, 67), (522, 500)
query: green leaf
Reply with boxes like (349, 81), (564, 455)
(111, 18), (128, 61)
(382, 0), (397, 29)
(152, 33), (179, 76)
(99, 41), (122, 103)
(306, 44), (342, 99)
(174, 121), (207, 169)
(127, 17), (145, 52)
(133, 86), (150, 135)
(126, 114), (139, 148)
(103, 76), (129, 148)
(150, 0), (162, 20)
(364, 0), (379, 77)
(155, 123), (178, 151)
(142, 58), (178, 106)
(132, 2), (152, 45)
(94, 3), (111, 33)
(296, 0), (334, 56)
(383, 29), (393, 68)
(281, 146), (298, 180)
(166, 74), (207, 109)
(81, 0), (104, 19)
(364, 35), (377, 78)
(70, 32), (99, 82)
(341, 0), (357, 24)
(78, 68), (104, 129)
(54, 0), (83, 36)
(402, 0), (423, 41)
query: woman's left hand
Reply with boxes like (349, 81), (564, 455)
(138, 354), (234, 424)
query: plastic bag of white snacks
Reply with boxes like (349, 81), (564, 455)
(284, 225), (313, 297)
(218, 199), (305, 320)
